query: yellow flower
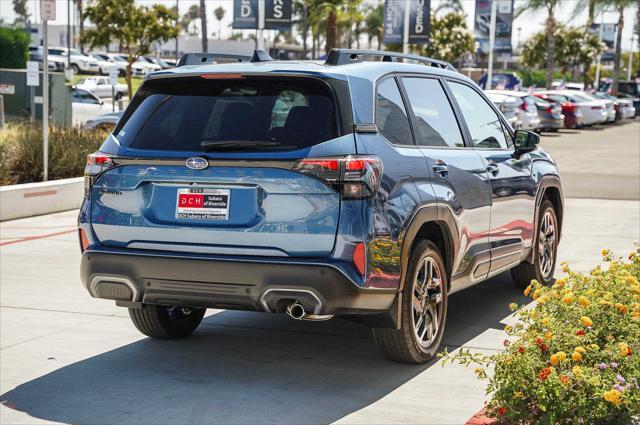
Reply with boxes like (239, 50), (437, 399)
(562, 264), (570, 273)
(554, 278), (567, 287)
(604, 389), (622, 406)
(504, 325), (512, 332)
(615, 303), (628, 314)
(571, 351), (583, 362)
(544, 331), (554, 341)
(601, 249), (610, 257)
(541, 318), (550, 326)
(575, 346), (586, 354)
(578, 296), (590, 308)
(551, 352), (566, 365)
(562, 293), (574, 304)
(532, 289), (541, 300)
(619, 343), (630, 357)
(591, 268), (602, 276)
(625, 275), (639, 286)
(580, 316), (593, 327)
(572, 366), (583, 377)
(514, 391), (524, 399)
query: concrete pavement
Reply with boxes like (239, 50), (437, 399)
(1, 122), (639, 424)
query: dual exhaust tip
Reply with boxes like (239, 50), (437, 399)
(285, 301), (333, 321)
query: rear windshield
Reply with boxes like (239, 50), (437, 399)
(115, 76), (339, 152)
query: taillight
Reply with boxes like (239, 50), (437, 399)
(85, 152), (116, 196)
(79, 228), (90, 252)
(520, 102), (528, 112)
(562, 102), (576, 113)
(545, 106), (552, 113)
(293, 155), (382, 199)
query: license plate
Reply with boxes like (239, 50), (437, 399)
(176, 188), (230, 220)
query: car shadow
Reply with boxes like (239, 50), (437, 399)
(1, 273), (527, 424)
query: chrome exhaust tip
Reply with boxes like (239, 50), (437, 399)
(286, 302), (306, 320)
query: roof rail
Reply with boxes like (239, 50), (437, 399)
(177, 49), (273, 67)
(324, 49), (456, 71)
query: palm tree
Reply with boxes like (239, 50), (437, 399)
(608, 0), (635, 95)
(517, 0), (563, 89)
(74, 0), (84, 52)
(182, 5), (200, 36)
(199, 0), (208, 52)
(214, 6), (225, 40)
(364, 4), (384, 50)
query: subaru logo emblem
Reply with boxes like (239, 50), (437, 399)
(186, 157), (208, 170)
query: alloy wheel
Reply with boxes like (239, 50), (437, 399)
(538, 209), (557, 278)
(411, 256), (444, 348)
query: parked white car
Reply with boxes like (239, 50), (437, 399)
(485, 90), (541, 131)
(486, 92), (521, 129)
(72, 88), (113, 126)
(107, 54), (147, 77)
(135, 57), (162, 74)
(539, 90), (608, 125)
(46, 47), (100, 74)
(75, 76), (127, 100)
(91, 53), (126, 76)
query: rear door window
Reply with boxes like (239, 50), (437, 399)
(401, 77), (464, 148)
(115, 77), (338, 152)
(375, 78), (413, 145)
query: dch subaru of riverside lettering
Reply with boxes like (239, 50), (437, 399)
(78, 49), (563, 363)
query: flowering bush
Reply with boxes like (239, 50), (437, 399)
(442, 247), (640, 424)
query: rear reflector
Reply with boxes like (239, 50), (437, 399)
(353, 242), (366, 276)
(79, 228), (90, 252)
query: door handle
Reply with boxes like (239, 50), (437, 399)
(432, 160), (448, 178)
(486, 162), (499, 176)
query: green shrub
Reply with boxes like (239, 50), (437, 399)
(0, 123), (108, 185)
(0, 27), (29, 69)
(442, 248), (640, 424)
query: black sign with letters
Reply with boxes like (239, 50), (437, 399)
(233, 0), (259, 29)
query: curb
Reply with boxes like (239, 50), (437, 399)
(0, 177), (84, 221)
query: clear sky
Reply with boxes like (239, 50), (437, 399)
(0, 0), (637, 50)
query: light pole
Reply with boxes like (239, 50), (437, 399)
(402, 0), (410, 54)
(486, 0), (498, 90)
(595, 12), (606, 89)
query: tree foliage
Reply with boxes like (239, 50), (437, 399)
(522, 25), (605, 77)
(12, 0), (30, 26)
(0, 26), (29, 69)
(82, 0), (178, 98)
(420, 13), (475, 63)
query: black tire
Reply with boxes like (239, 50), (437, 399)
(372, 240), (448, 364)
(114, 91), (123, 101)
(511, 199), (558, 289)
(70, 64), (80, 75)
(128, 304), (205, 339)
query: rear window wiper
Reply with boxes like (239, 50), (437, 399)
(201, 140), (282, 151)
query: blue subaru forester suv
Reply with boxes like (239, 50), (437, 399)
(79, 49), (563, 363)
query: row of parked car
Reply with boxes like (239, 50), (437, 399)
(28, 46), (176, 77)
(486, 87), (638, 133)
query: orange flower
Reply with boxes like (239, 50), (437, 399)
(539, 367), (552, 380)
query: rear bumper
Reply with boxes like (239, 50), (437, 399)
(80, 249), (396, 317)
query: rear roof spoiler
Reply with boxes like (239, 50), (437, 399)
(177, 50), (273, 67)
(324, 49), (456, 71)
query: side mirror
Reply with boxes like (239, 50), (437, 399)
(513, 130), (539, 154)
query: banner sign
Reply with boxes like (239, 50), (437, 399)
(383, 0), (431, 45)
(233, 0), (259, 30)
(265, 0), (292, 30)
(474, 0), (513, 55)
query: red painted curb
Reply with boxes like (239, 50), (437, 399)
(465, 408), (496, 425)
(0, 229), (76, 246)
